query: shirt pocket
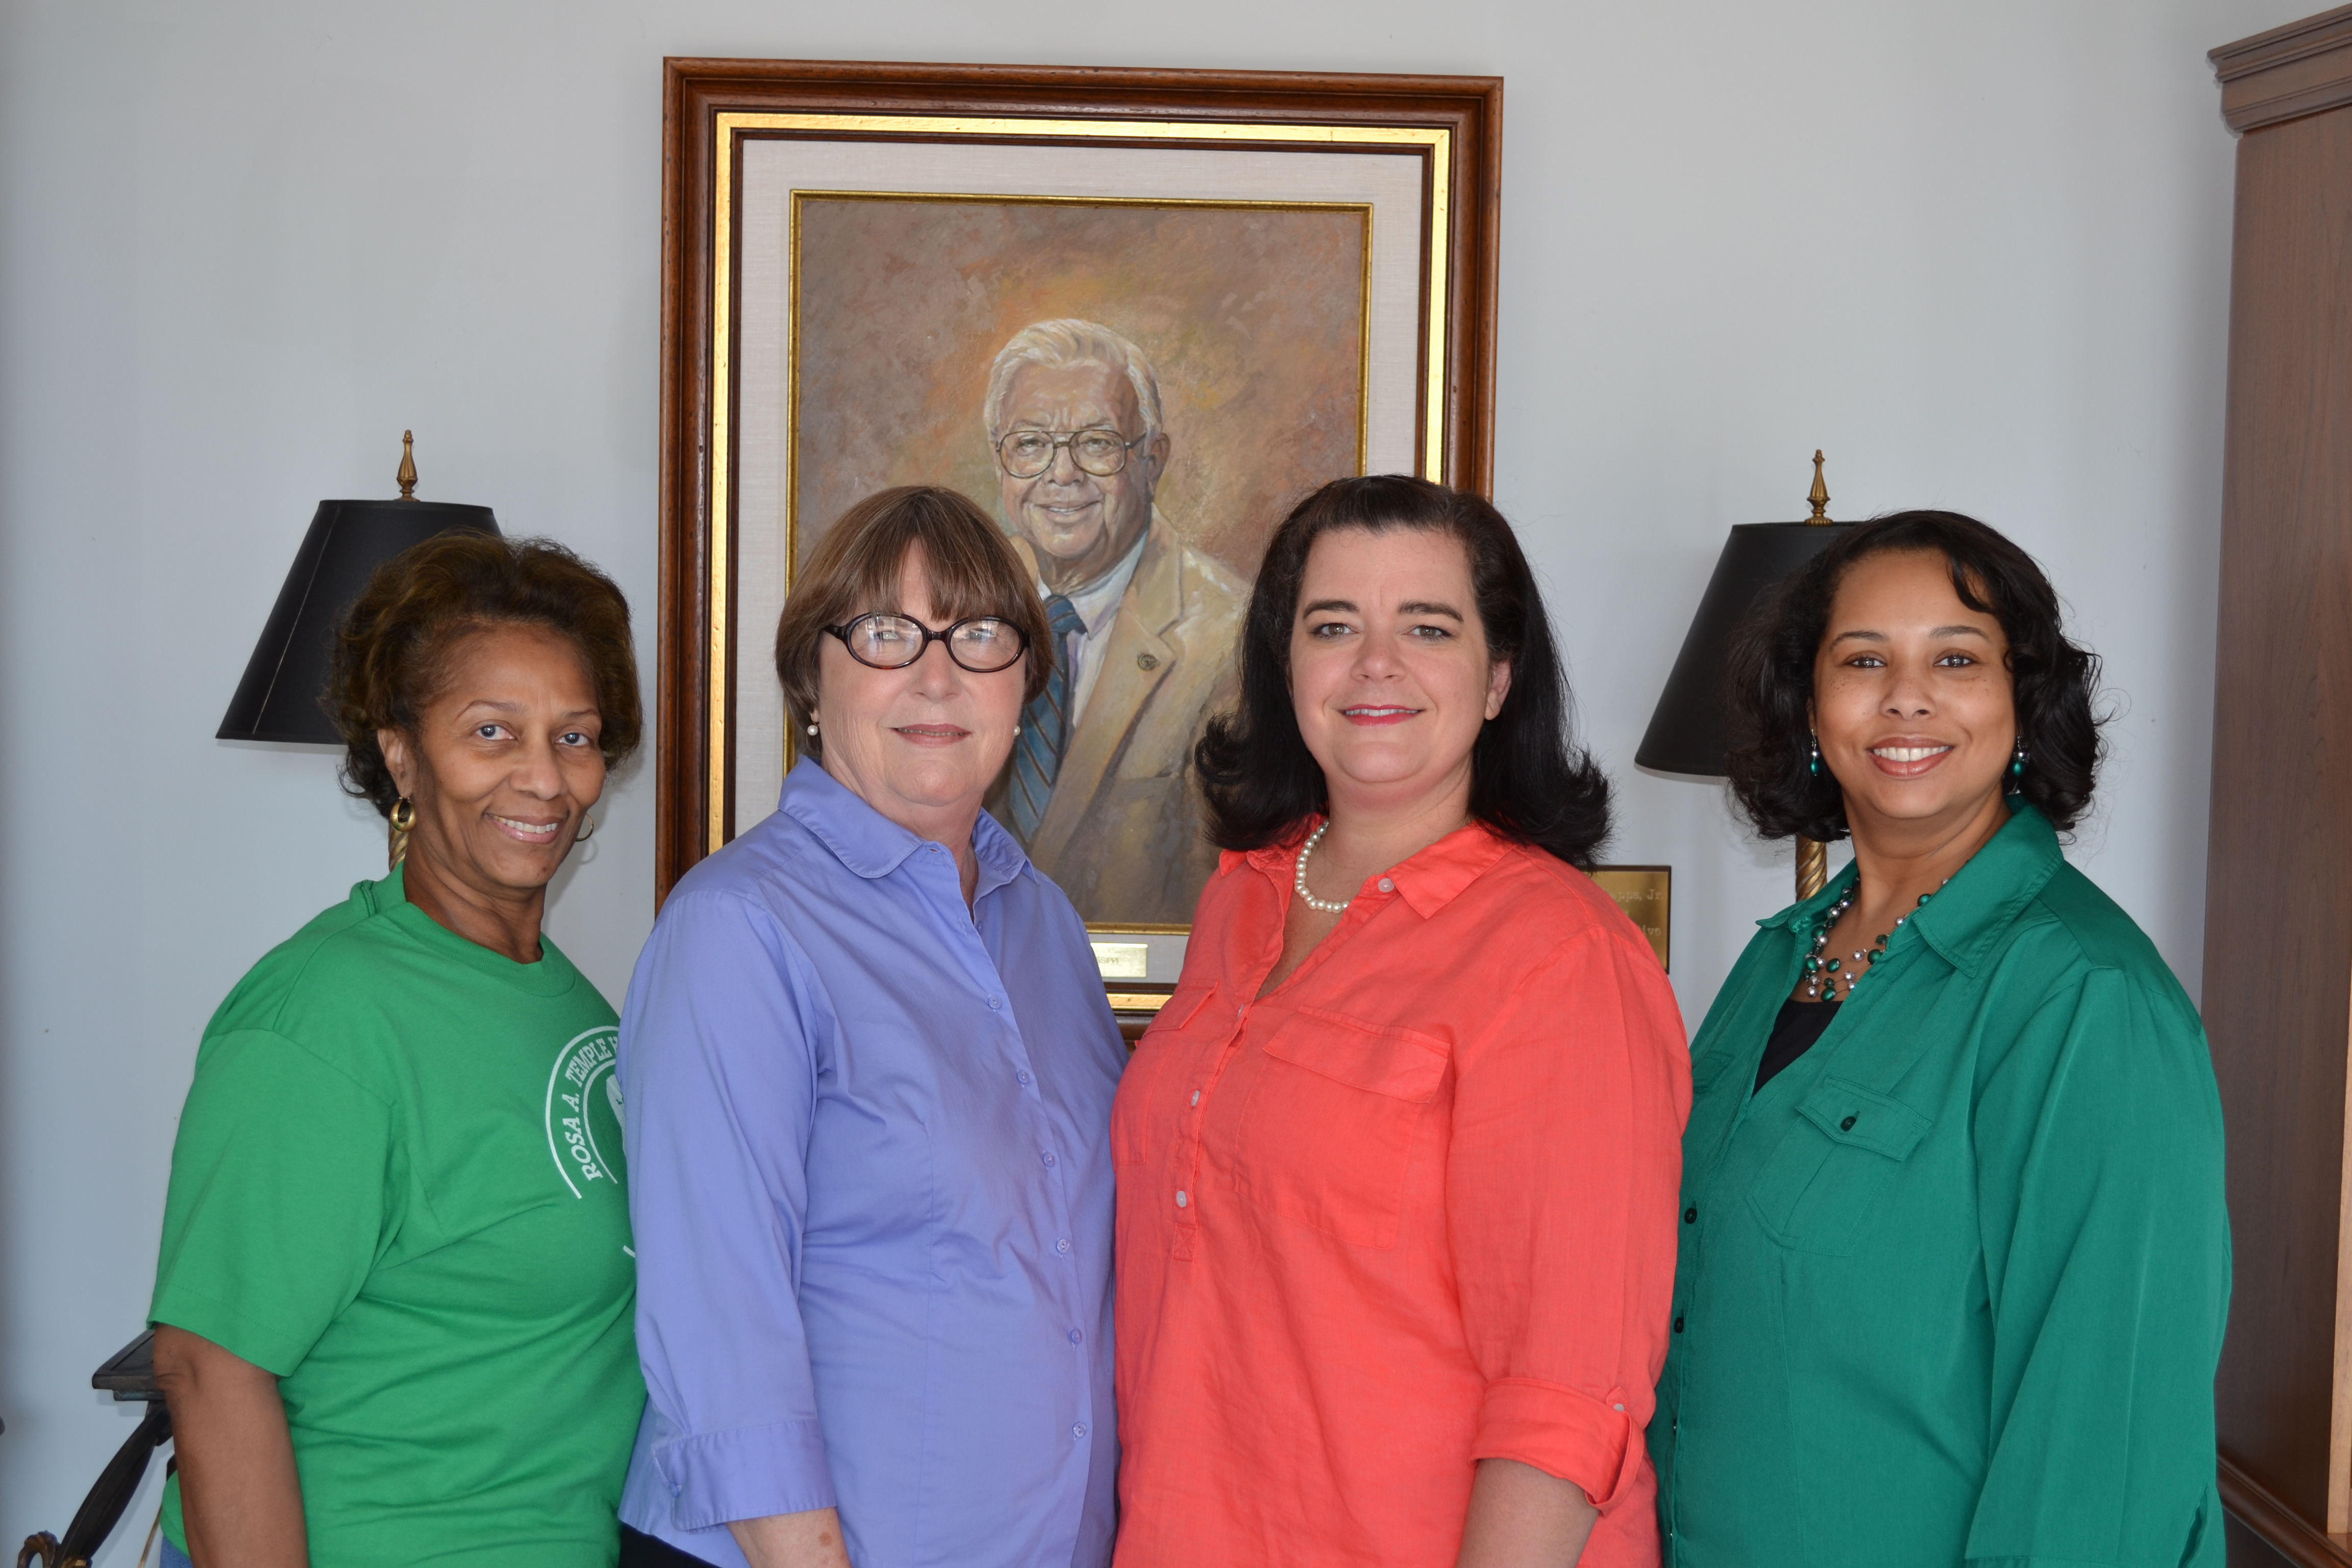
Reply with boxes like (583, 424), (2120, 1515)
(1232, 1007), (1450, 1249)
(1689, 1039), (1744, 1094)
(1746, 1076), (1933, 1257)
(1112, 981), (1224, 1168)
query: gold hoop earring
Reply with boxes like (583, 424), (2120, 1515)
(388, 796), (416, 870)
(575, 814), (597, 843)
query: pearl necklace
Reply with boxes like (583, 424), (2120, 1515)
(1294, 822), (1352, 914)
(1800, 876), (1949, 1001)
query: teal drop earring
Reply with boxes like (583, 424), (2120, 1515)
(1809, 735), (1822, 777)
(2011, 738), (2027, 778)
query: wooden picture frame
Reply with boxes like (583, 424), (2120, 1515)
(653, 57), (1504, 947)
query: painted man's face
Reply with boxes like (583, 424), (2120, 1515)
(994, 360), (1169, 593)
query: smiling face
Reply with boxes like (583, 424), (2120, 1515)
(1812, 548), (2016, 843)
(1288, 525), (1511, 819)
(994, 360), (1168, 593)
(379, 623), (607, 900)
(816, 545), (1028, 834)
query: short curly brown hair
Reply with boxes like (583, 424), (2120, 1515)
(326, 531), (643, 817)
(774, 486), (1051, 753)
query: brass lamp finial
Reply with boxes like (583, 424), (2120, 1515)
(396, 431), (418, 501)
(1794, 447), (1836, 901)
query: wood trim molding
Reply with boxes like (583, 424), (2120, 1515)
(2212, 3), (2352, 132)
(2224, 1453), (2352, 1567)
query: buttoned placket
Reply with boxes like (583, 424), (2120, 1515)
(1664, 887), (1920, 1548)
(909, 841), (1096, 1463)
(1165, 861), (1404, 1262)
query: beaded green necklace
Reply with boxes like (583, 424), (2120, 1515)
(1800, 878), (1947, 1002)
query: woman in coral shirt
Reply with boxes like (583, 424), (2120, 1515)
(1112, 476), (1690, 1568)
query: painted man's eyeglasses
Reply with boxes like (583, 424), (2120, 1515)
(993, 426), (1147, 480)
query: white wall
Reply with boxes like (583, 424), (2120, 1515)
(0, 0), (2301, 1551)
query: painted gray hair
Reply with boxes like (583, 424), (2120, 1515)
(983, 318), (1165, 444)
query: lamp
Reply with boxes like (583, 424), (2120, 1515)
(1636, 452), (1855, 899)
(217, 433), (500, 744)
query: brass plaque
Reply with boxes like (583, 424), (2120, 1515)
(1590, 865), (1671, 972)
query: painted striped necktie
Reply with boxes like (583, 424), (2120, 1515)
(1009, 594), (1086, 841)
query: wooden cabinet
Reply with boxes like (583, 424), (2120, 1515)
(2206, 8), (2352, 1563)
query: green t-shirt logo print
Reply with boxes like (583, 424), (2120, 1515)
(546, 1025), (625, 1195)
(149, 869), (643, 1568)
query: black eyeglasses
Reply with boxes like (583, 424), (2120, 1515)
(824, 613), (1030, 673)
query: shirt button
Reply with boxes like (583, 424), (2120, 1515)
(1190, 1090), (1200, 1106)
(1683, 1206), (1697, 1223)
(1068, 1328), (1083, 1344)
(1017, 1070), (1032, 1085)
(1055, 1238), (1071, 1254)
(1673, 1315), (1686, 1333)
(1040, 1151), (1057, 1167)
(1072, 1423), (1088, 1440)
(988, 995), (1003, 1010)
(1378, 877), (1394, 892)
(1613, 1402), (1625, 1412)
(1841, 1115), (1858, 1131)
(1175, 1190), (1189, 1208)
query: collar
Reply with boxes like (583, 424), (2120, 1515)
(1014, 509), (1185, 638)
(1240, 816), (1513, 920)
(1755, 800), (2064, 979)
(1047, 521), (1150, 635)
(778, 755), (1031, 898)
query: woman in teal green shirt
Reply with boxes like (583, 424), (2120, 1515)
(1651, 511), (2228, 1567)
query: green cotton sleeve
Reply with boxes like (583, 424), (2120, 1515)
(1963, 967), (2231, 1568)
(151, 1028), (396, 1377)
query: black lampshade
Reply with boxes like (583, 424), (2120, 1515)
(217, 499), (500, 743)
(1634, 520), (1857, 776)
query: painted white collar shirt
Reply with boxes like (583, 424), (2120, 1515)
(1046, 522), (1150, 729)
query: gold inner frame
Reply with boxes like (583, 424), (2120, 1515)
(706, 109), (1457, 862)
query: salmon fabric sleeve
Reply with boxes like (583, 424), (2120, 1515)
(1449, 927), (1692, 1506)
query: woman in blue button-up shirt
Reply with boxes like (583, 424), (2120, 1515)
(616, 486), (1127, 1568)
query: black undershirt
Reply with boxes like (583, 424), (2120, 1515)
(1754, 996), (1841, 1092)
(620, 1527), (721, 1568)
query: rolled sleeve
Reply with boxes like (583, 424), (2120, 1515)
(656, 1420), (837, 1531)
(1472, 1377), (1644, 1508)
(1448, 929), (1690, 1509)
(621, 889), (839, 1527)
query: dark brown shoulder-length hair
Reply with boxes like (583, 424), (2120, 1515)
(328, 530), (643, 817)
(774, 485), (1052, 751)
(1725, 509), (2103, 842)
(1195, 474), (1612, 869)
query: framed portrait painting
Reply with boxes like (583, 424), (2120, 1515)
(654, 58), (1502, 980)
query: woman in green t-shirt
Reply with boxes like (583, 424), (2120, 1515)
(151, 531), (647, 1568)
(1650, 511), (2229, 1565)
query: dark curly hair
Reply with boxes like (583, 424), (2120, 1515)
(1196, 475), (1612, 869)
(327, 530), (643, 817)
(1724, 509), (2102, 841)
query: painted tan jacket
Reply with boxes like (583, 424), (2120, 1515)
(990, 510), (1248, 927)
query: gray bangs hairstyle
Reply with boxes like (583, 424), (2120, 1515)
(982, 318), (1166, 443)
